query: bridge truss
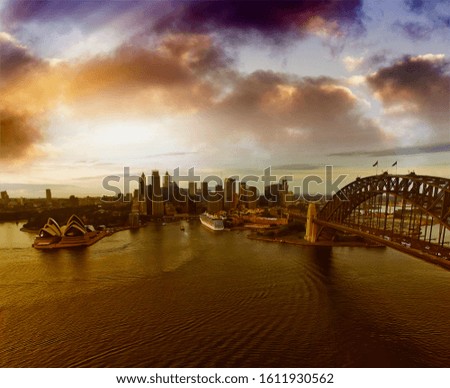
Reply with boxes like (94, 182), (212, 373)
(316, 173), (450, 260)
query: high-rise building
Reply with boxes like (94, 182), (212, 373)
(207, 185), (224, 214)
(163, 171), (170, 189)
(188, 181), (196, 198)
(239, 182), (251, 208)
(152, 170), (164, 218)
(201, 181), (208, 202)
(187, 181), (198, 214)
(224, 178), (236, 210)
(139, 172), (148, 215)
(1, 190), (9, 206)
(239, 182), (259, 209)
(278, 178), (289, 207)
(46, 189), (52, 201)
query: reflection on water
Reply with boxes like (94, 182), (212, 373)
(0, 221), (449, 367)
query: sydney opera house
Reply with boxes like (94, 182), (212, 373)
(33, 215), (105, 249)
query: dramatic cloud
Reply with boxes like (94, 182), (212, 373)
(0, 34), (50, 162)
(404, 0), (448, 16)
(2, 0), (366, 53)
(0, 32), (46, 84)
(199, 71), (386, 153)
(0, 109), (44, 160)
(1, 0), (143, 30)
(367, 55), (450, 134)
(0, 34), (233, 164)
(395, 0), (450, 41)
(153, 0), (365, 42)
(63, 34), (232, 116)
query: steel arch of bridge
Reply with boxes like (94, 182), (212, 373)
(315, 173), (450, 259)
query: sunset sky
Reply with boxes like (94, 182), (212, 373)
(0, 0), (449, 197)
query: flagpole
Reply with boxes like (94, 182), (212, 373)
(392, 161), (398, 175)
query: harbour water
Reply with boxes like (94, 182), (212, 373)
(0, 221), (449, 367)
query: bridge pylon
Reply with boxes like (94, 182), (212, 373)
(305, 203), (318, 243)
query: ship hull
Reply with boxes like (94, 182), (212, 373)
(200, 214), (224, 231)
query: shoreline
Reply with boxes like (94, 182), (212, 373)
(14, 220), (450, 270)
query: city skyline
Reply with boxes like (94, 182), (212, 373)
(0, 0), (449, 198)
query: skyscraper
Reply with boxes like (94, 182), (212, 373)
(224, 178), (236, 210)
(152, 170), (164, 218)
(188, 181), (196, 198)
(163, 171), (170, 189)
(201, 181), (208, 202)
(139, 173), (148, 215)
(1, 190), (9, 205)
(46, 189), (52, 201)
(207, 185), (224, 214)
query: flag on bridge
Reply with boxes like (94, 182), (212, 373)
(392, 161), (397, 167)
(372, 160), (378, 167)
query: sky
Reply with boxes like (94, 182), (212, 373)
(0, 0), (449, 198)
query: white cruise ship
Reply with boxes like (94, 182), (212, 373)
(200, 212), (225, 231)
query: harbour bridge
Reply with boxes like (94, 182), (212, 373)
(305, 173), (450, 264)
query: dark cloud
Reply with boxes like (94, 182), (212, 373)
(2, 0), (143, 29)
(0, 109), (43, 160)
(0, 33), (46, 84)
(398, 0), (450, 41)
(330, 142), (450, 157)
(364, 52), (389, 69)
(153, 0), (365, 42)
(64, 34), (232, 114)
(0, 36), (50, 163)
(404, 0), (446, 14)
(393, 21), (433, 40)
(200, 71), (386, 153)
(405, 0), (427, 13)
(2, 0), (365, 46)
(367, 55), (450, 133)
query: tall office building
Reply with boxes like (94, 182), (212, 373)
(188, 181), (196, 198)
(279, 178), (289, 207)
(152, 170), (164, 218)
(138, 172), (148, 215)
(163, 171), (170, 189)
(224, 178), (236, 211)
(207, 185), (224, 214)
(201, 181), (208, 202)
(46, 189), (52, 201)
